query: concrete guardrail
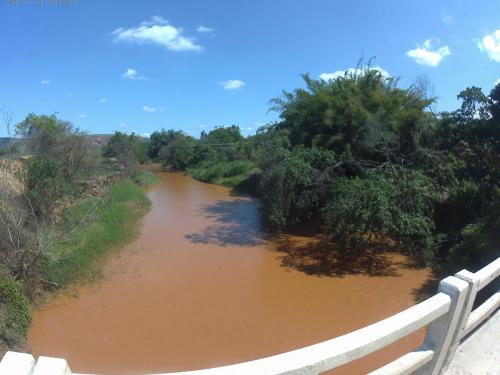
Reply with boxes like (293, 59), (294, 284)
(1, 257), (498, 375)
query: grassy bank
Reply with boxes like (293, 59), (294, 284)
(131, 170), (159, 187)
(43, 178), (152, 287)
(186, 160), (259, 191)
(1, 177), (153, 355)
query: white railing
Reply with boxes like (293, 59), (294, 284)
(1, 257), (498, 375)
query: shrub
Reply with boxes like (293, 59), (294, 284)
(323, 168), (437, 263)
(0, 276), (30, 347)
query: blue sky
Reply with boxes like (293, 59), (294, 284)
(0, 0), (499, 138)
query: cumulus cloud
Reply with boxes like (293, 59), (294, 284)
(495, 79), (500, 87)
(478, 30), (500, 62)
(442, 12), (453, 24)
(121, 68), (145, 80)
(99, 98), (108, 103)
(40, 80), (51, 85)
(142, 132), (151, 137)
(112, 16), (202, 52)
(406, 39), (451, 66)
(142, 105), (164, 112)
(197, 25), (214, 33)
(319, 66), (390, 81)
(219, 80), (246, 90)
(118, 123), (128, 128)
(78, 114), (87, 118)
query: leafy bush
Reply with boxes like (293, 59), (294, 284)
(323, 168), (437, 263)
(0, 276), (30, 347)
(104, 132), (148, 172)
(160, 134), (198, 170)
(258, 147), (336, 229)
(25, 156), (76, 215)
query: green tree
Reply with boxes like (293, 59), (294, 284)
(104, 132), (147, 172)
(323, 168), (437, 263)
(16, 114), (93, 215)
(270, 67), (434, 165)
(159, 132), (198, 170)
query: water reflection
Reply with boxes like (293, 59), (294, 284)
(185, 198), (265, 247)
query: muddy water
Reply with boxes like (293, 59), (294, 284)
(28, 172), (431, 375)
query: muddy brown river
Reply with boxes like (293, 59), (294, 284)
(28, 171), (431, 374)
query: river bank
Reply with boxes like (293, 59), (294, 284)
(0, 172), (156, 358)
(27, 171), (432, 374)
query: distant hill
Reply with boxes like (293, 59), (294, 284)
(0, 137), (24, 151)
(1, 134), (148, 152)
(0, 137), (10, 148)
(85, 134), (113, 147)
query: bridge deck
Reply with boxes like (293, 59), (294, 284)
(446, 309), (500, 375)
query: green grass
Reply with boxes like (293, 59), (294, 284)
(43, 179), (151, 287)
(130, 170), (159, 187)
(187, 160), (256, 187)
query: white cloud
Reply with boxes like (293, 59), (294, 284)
(442, 12), (453, 24)
(112, 17), (202, 52)
(197, 25), (214, 33)
(142, 105), (164, 112)
(40, 80), (51, 85)
(118, 123), (128, 128)
(245, 127), (253, 131)
(319, 66), (390, 81)
(121, 68), (145, 80)
(78, 114), (87, 118)
(142, 132), (151, 137)
(142, 105), (156, 112)
(219, 80), (246, 90)
(478, 30), (500, 63)
(406, 39), (451, 66)
(495, 79), (500, 86)
(99, 98), (108, 103)
(199, 124), (206, 129)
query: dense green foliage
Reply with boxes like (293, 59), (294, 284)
(149, 67), (500, 271)
(149, 126), (255, 187)
(16, 114), (93, 215)
(0, 276), (30, 348)
(324, 168), (437, 263)
(104, 132), (148, 171)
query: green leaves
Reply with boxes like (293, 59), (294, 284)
(323, 168), (437, 263)
(0, 276), (30, 346)
(270, 66), (433, 162)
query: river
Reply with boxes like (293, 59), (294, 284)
(28, 171), (431, 374)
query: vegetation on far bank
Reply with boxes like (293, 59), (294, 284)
(146, 65), (500, 274)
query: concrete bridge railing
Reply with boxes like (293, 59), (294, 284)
(1, 257), (499, 375)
